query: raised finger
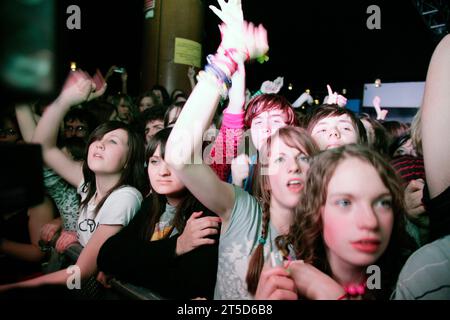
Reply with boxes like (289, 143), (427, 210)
(327, 84), (333, 96)
(209, 5), (226, 23)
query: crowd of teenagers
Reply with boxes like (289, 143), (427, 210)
(0, 0), (449, 300)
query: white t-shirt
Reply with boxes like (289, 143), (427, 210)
(76, 182), (143, 247)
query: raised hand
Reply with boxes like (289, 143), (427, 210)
(187, 66), (196, 80)
(373, 96), (388, 120)
(231, 154), (251, 188)
(404, 179), (426, 221)
(175, 212), (221, 256)
(210, 0), (268, 63)
(105, 65), (118, 79)
(209, 0), (244, 32)
(58, 70), (106, 107)
(242, 21), (269, 61)
(260, 76), (284, 94)
(211, 0), (244, 59)
(58, 71), (94, 107)
(91, 69), (107, 99)
(325, 84), (347, 107)
(292, 91), (313, 108)
(55, 230), (79, 253)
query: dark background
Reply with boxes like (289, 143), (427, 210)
(56, 0), (436, 101)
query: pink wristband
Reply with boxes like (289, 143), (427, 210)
(222, 108), (245, 129)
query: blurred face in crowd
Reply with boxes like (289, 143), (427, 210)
(64, 118), (88, 139)
(152, 89), (163, 104)
(393, 138), (417, 158)
(117, 98), (130, 120)
(250, 109), (288, 151)
(0, 118), (20, 143)
(310, 114), (358, 151)
(145, 119), (164, 145)
(139, 96), (156, 113)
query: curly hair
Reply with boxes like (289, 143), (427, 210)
(245, 126), (319, 295)
(277, 144), (415, 299)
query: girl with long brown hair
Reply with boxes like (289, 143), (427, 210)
(256, 145), (414, 300)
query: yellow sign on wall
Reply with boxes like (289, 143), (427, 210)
(174, 38), (202, 68)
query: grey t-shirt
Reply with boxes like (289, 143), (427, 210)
(393, 235), (450, 300)
(214, 186), (281, 300)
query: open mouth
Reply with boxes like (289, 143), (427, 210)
(286, 179), (304, 192)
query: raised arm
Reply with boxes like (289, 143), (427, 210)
(165, 75), (234, 220)
(207, 62), (246, 181)
(292, 91), (313, 108)
(421, 35), (450, 198)
(187, 66), (197, 92)
(32, 71), (106, 187)
(14, 103), (40, 142)
(166, 0), (268, 225)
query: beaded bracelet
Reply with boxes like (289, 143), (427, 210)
(212, 54), (237, 77)
(204, 63), (232, 89)
(196, 70), (229, 99)
(337, 283), (366, 300)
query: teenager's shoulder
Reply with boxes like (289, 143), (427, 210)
(109, 185), (143, 201)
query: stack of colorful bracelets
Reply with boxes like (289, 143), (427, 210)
(196, 48), (245, 99)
